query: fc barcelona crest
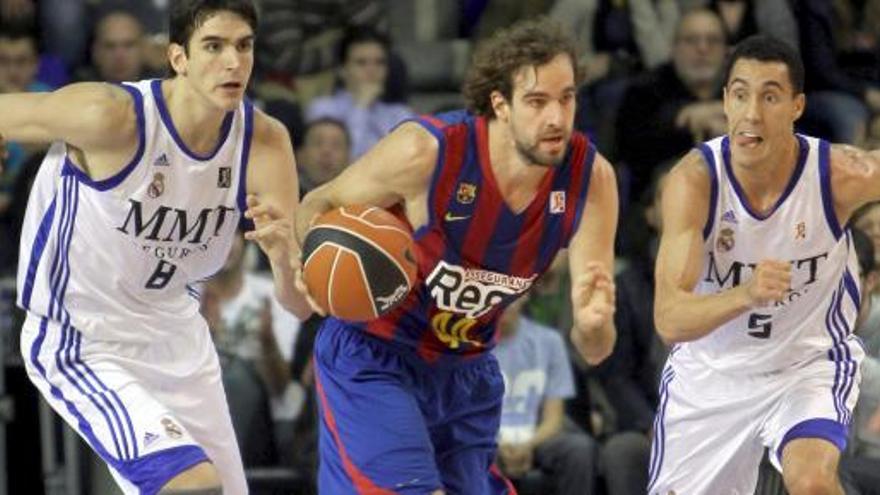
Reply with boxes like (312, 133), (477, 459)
(457, 183), (477, 204)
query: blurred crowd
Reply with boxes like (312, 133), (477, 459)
(2, 0), (880, 494)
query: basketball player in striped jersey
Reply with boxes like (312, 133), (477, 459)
(291, 18), (617, 495)
(3, 1), (311, 493)
(651, 35), (880, 494)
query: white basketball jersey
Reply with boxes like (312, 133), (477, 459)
(682, 134), (861, 374)
(17, 79), (254, 343)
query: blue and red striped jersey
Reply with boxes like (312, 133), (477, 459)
(356, 110), (596, 365)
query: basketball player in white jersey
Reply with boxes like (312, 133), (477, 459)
(650, 34), (880, 494)
(2, 1), (311, 493)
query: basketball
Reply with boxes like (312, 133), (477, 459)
(301, 205), (418, 321)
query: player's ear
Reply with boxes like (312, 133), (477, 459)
(490, 90), (509, 122)
(792, 92), (805, 122)
(168, 42), (188, 77)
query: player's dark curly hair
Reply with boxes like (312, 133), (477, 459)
(462, 17), (583, 118)
(170, 0), (258, 52)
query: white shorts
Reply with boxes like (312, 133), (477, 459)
(648, 341), (864, 495)
(20, 314), (247, 495)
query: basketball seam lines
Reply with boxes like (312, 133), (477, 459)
(310, 224), (413, 287)
(327, 247), (343, 317)
(326, 244), (379, 319)
(336, 207), (412, 238)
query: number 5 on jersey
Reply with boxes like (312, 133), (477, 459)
(747, 312), (772, 339)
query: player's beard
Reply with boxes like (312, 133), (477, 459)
(515, 134), (569, 168)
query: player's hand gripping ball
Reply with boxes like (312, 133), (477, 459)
(301, 205), (418, 321)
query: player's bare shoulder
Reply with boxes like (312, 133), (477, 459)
(58, 82), (140, 149)
(662, 150), (713, 226)
(250, 107), (293, 153)
(828, 143), (880, 217)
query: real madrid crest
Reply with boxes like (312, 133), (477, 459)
(716, 227), (735, 252)
(147, 172), (165, 198)
(456, 182), (476, 204)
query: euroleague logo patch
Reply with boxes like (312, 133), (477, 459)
(425, 261), (535, 319)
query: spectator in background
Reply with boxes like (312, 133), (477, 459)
(201, 231), (304, 467)
(306, 25), (413, 160)
(598, 162), (673, 495)
(76, 10), (153, 83)
(841, 227), (880, 493)
(706, 0), (798, 49)
(852, 202), (880, 354)
(494, 297), (598, 495)
(615, 8), (726, 203)
(794, 0), (880, 144)
(297, 117), (351, 197)
(0, 23), (48, 214)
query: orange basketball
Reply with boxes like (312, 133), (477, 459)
(301, 205), (418, 321)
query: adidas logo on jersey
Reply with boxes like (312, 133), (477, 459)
(143, 431), (160, 447)
(721, 210), (737, 224)
(153, 154), (169, 167)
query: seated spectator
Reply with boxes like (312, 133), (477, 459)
(706, 0), (798, 48)
(200, 231), (304, 467)
(494, 297), (598, 495)
(614, 7), (727, 203)
(794, 0), (880, 144)
(0, 23), (49, 214)
(841, 227), (880, 493)
(852, 202), (880, 351)
(306, 26), (414, 160)
(75, 10), (156, 83)
(597, 162), (672, 495)
(297, 117), (351, 197)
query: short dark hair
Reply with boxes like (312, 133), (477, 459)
(0, 22), (38, 51)
(723, 34), (804, 94)
(304, 117), (351, 149)
(462, 17), (583, 117)
(337, 25), (389, 63)
(169, 0), (258, 52)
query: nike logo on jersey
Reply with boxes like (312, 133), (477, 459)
(444, 212), (470, 222)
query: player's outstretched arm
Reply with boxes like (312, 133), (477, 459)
(568, 154), (618, 365)
(829, 144), (880, 223)
(245, 111), (313, 319)
(294, 121), (438, 245)
(0, 83), (136, 157)
(653, 151), (791, 344)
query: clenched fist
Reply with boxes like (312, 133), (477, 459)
(745, 260), (791, 307)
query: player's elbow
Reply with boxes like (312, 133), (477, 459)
(654, 303), (685, 345)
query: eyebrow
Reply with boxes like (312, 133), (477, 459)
(522, 86), (577, 98)
(729, 78), (785, 91)
(199, 34), (255, 44)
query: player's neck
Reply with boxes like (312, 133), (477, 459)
(161, 78), (232, 155)
(486, 119), (547, 184)
(730, 134), (800, 202)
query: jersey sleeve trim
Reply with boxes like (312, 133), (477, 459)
(236, 100), (255, 231)
(818, 139), (843, 239)
(696, 142), (719, 240)
(64, 83), (147, 191)
(404, 116), (447, 238)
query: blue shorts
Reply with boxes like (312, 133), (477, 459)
(314, 318), (516, 494)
